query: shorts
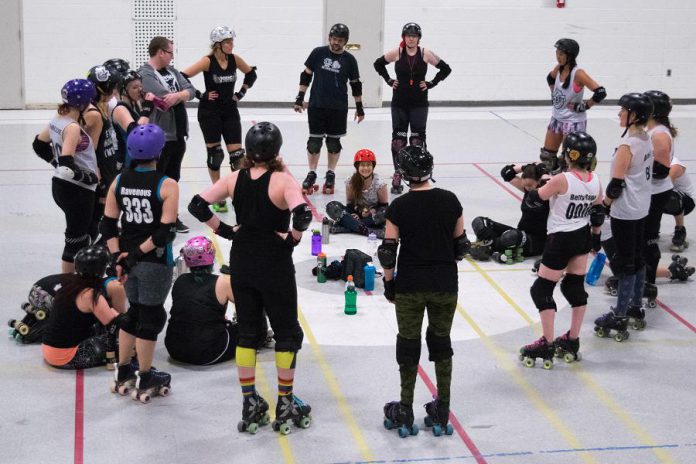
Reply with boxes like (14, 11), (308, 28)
(198, 105), (242, 145)
(547, 117), (587, 135)
(308, 107), (348, 138)
(541, 225), (591, 271)
(124, 261), (173, 305)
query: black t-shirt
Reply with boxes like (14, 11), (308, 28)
(157, 68), (188, 139)
(393, 47), (429, 108)
(201, 54), (238, 110)
(88, 108), (120, 192)
(304, 46), (360, 110)
(386, 188), (463, 293)
(518, 190), (550, 237)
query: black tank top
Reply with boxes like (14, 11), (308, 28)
(201, 54), (238, 109)
(111, 102), (139, 169)
(232, 169), (291, 237)
(518, 191), (550, 237)
(88, 107), (120, 190)
(42, 290), (98, 348)
(115, 168), (169, 264)
(393, 47), (428, 107)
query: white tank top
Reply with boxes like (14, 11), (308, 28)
(647, 124), (674, 194)
(671, 156), (695, 198)
(547, 171), (601, 234)
(609, 132), (652, 220)
(48, 116), (98, 191)
(551, 67), (586, 123)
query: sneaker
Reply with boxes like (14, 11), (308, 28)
(176, 218), (190, 233)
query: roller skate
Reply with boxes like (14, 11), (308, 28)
(8, 302), (48, 344)
(594, 311), (629, 342)
(131, 369), (171, 403)
(322, 170), (335, 194)
(301, 171), (319, 195)
(212, 200), (228, 213)
(626, 305), (646, 330)
(391, 171), (404, 194)
(110, 358), (138, 396)
(604, 275), (619, 296)
(383, 401), (418, 438)
(272, 395), (312, 435)
(670, 226), (688, 252)
(553, 331), (581, 363)
(519, 336), (554, 369)
(669, 255), (695, 282)
(237, 393), (270, 434)
(423, 398), (453, 436)
(643, 282), (657, 308)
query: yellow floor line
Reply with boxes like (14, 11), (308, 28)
(459, 267), (533, 273)
(455, 303), (599, 464)
(297, 308), (375, 462)
(256, 362), (295, 464)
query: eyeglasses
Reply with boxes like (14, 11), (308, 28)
(161, 49), (174, 55)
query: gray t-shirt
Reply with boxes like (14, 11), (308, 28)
(345, 173), (387, 207)
(609, 131), (652, 220)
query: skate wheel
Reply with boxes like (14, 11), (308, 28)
(646, 300), (656, 309)
(35, 310), (46, 321)
(632, 320), (646, 331)
(279, 423), (291, 435)
(18, 324), (29, 336)
(563, 353), (576, 364)
(109, 381), (117, 394)
(247, 422), (259, 435)
(118, 384), (131, 396)
(610, 289), (618, 297)
(298, 416), (311, 429)
(159, 386), (170, 397)
(383, 418), (394, 430)
(614, 331), (629, 342)
(594, 327), (606, 338)
(432, 424), (442, 437)
(445, 424), (454, 435)
(542, 359), (553, 370)
(424, 416), (433, 427)
(237, 421), (246, 433)
(139, 393), (151, 404)
(398, 426), (409, 438)
(523, 357), (535, 368)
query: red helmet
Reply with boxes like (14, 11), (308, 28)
(354, 149), (376, 166)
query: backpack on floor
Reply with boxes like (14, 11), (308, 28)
(341, 249), (372, 289)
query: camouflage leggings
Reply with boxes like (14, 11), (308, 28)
(395, 291), (457, 405)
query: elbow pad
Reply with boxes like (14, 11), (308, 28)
(589, 204), (606, 227)
(432, 60), (452, 85)
(151, 222), (176, 247)
(99, 216), (120, 241)
(188, 194), (214, 223)
(299, 70), (312, 87)
(591, 86), (607, 103)
(33, 136), (56, 166)
(57, 156), (98, 185)
(373, 56), (392, 83)
(605, 177), (625, 200)
(546, 73), (555, 87)
(524, 189), (545, 209)
(454, 232), (471, 261)
(292, 204), (312, 231)
(350, 80), (363, 97)
(377, 238), (398, 270)
(243, 66), (258, 88)
(652, 161), (670, 180)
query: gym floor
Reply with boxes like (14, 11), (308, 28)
(1, 106), (695, 464)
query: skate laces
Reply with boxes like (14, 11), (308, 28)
(526, 336), (549, 350)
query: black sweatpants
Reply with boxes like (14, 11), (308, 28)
(51, 178), (95, 262)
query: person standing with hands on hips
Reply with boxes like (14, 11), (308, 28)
(294, 23), (364, 195)
(378, 145), (468, 437)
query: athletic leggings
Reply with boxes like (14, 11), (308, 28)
(56, 332), (111, 370)
(644, 190), (672, 284)
(157, 138), (187, 182)
(51, 178), (96, 262)
(391, 105), (428, 169)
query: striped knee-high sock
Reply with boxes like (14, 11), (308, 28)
(236, 346), (257, 397)
(275, 351), (296, 397)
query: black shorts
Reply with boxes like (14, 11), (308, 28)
(308, 107), (348, 138)
(541, 225), (591, 271)
(198, 105), (242, 145)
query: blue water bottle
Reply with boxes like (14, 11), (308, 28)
(585, 252), (606, 285)
(363, 261), (375, 291)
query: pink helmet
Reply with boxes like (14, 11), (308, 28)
(182, 236), (215, 268)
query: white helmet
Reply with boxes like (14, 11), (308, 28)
(210, 26), (236, 45)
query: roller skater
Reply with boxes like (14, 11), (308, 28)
(322, 170), (336, 194)
(553, 330), (581, 363)
(110, 357), (138, 395)
(594, 311), (629, 342)
(423, 397), (453, 436)
(131, 368), (171, 403)
(519, 336), (555, 369)
(238, 393), (270, 434)
(383, 401), (418, 438)
(272, 395), (312, 435)
(626, 305), (646, 330)
(302, 171), (319, 195)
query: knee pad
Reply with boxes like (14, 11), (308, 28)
(499, 229), (526, 249)
(274, 325), (304, 353)
(325, 200), (347, 221)
(396, 334), (421, 367)
(135, 304), (166, 341)
(530, 277), (557, 311)
(325, 136), (342, 154)
(662, 190), (683, 216)
(119, 303), (139, 336)
(540, 147), (559, 171)
(275, 351), (297, 370)
(306, 136), (323, 155)
(425, 329), (453, 362)
(63, 233), (90, 263)
(560, 273), (587, 307)
(228, 148), (245, 171)
(206, 145), (224, 171)
(472, 217), (496, 241)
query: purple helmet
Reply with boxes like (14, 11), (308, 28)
(127, 124), (166, 160)
(61, 79), (96, 108)
(182, 236), (215, 268)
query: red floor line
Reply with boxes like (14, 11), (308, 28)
(302, 194), (323, 222)
(472, 163), (523, 202)
(417, 365), (488, 464)
(74, 369), (84, 464)
(656, 299), (696, 333)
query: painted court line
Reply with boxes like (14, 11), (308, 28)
(472, 163), (523, 202)
(74, 369), (84, 464)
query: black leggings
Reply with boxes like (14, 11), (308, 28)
(52, 178), (95, 262)
(645, 190), (672, 283)
(391, 105), (428, 169)
(477, 217), (546, 257)
(610, 216), (646, 276)
(56, 332), (110, 370)
(157, 138), (187, 182)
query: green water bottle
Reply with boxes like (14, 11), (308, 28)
(317, 252), (327, 283)
(344, 275), (357, 315)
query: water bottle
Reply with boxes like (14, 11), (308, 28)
(344, 275), (357, 315)
(366, 232), (378, 258)
(585, 252), (606, 285)
(363, 261), (375, 291)
(311, 229), (322, 256)
(317, 252), (327, 283)
(321, 217), (331, 244)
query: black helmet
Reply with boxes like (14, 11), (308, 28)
(402, 22), (422, 38)
(554, 38), (580, 61)
(397, 145), (433, 184)
(103, 58), (130, 76)
(643, 90), (672, 119)
(245, 122), (283, 162)
(121, 70), (142, 91)
(87, 65), (119, 98)
(74, 245), (110, 278)
(562, 131), (597, 170)
(619, 92), (654, 126)
(329, 23), (350, 41)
